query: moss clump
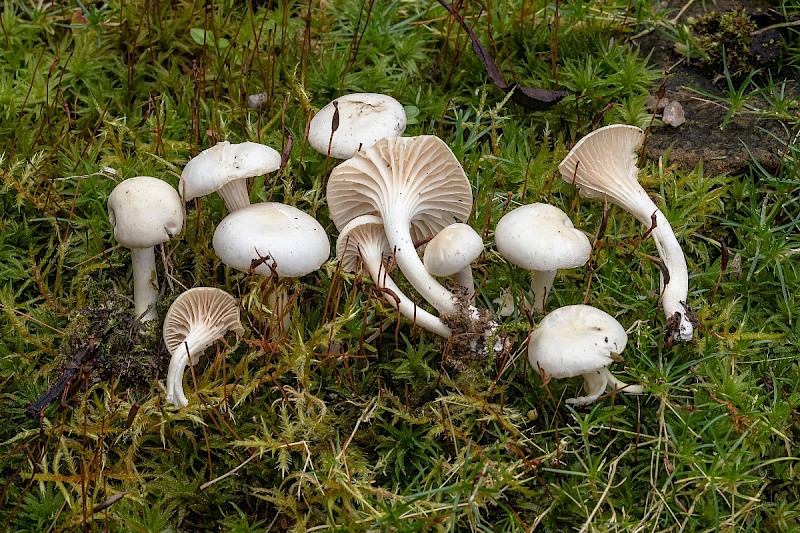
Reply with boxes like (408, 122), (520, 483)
(59, 279), (168, 391)
(689, 9), (772, 79)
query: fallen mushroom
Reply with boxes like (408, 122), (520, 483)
(180, 141), (281, 212)
(327, 135), (472, 315)
(212, 202), (330, 331)
(494, 203), (591, 313)
(107, 176), (184, 322)
(422, 222), (484, 291)
(337, 215), (451, 338)
(308, 93), (406, 159)
(164, 287), (244, 407)
(528, 304), (642, 405)
(558, 124), (694, 343)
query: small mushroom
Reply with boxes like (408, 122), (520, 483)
(308, 93), (406, 159)
(164, 287), (244, 407)
(180, 141), (281, 212)
(337, 215), (451, 338)
(494, 203), (591, 313)
(212, 202), (330, 330)
(107, 176), (184, 322)
(558, 124), (694, 343)
(422, 222), (484, 291)
(528, 304), (642, 405)
(327, 135), (472, 315)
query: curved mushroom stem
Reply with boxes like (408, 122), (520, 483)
(130, 246), (159, 322)
(453, 266), (474, 293)
(632, 206), (692, 343)
(530, 269), (557, 314)
(382, 210), (457, 314)
(217, 179), (251, 212)
(566, 367), (643, 405)
(362, 248), (452, 338)
(165, 328), (223, 407)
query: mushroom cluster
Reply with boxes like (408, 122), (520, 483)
(105, 90), (693, 407)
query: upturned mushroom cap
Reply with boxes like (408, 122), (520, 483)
(212, 202), (330, 278)
(423, 223), (483, 277)
(495, 203), (591, 272)
(179, 141), (281, 202)
(528, 305), (627, 379)
(336, 215), (389, 273)
(108, 176), (184, 248)
(308, 93), (406, 159)
(557, 125), (651, 220)
(327, 135), (473, 239)
(163, 287), (245, 359)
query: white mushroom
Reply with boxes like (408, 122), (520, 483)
(327, 135), (472, 314)
(422, 222), (483, 291)
(164, 287), (244, 407)
(558, 124), (693, 343)
(528, 304), (642, 405)
(180, 141), (281, 212)
(495, 203), (591, 313)
(308, 93), (406, 159)
(107, 176), (184, 322)
(337, 215), (451, 338)
(212, 202), (330, 330)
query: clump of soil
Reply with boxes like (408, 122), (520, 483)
(59, 280), (169, 391)
(439, 286), (504, 371)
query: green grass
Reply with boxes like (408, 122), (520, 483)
(1, 0), (799, 531)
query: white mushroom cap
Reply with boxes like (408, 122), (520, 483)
(212, 202), (330, 278)
(495, 203), (591, 272)
(108, 176), (184, 249)
(336, 214), (390, 273)
(180, 141), (281, 211)
(423, 223), (483, 277)
(308, 93), (406, 159)
(528, 305), (627, 379)
(529, 304), (641, 405)
(163, 287), (244, 407)
(327, 135), (472, 314)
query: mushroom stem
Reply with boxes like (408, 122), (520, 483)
(453, 266), (474, 292)
(217, 180), (251, 212)
(267, 285), (291, 333)
(130, 246), (159, 322)
(530, 269), (557, 314)
(383, 210), (457, 315)
(641, 208), (692, 343)
(361, 247), (452, 338)
(165, 328), (223, 407)
(566, 370), (608, 405)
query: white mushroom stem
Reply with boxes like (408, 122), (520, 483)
(165, 329), (224, 407)
(267, 285), (291, 332)
(634, 206), (692, 342)
(217, 180), (251, 212)
(383, 208), (457, 315)
(530, 269), (557, 314)
(130, 247), (159, 322)
(567, 368), (644, 406)
(453, 266), (474, 292)
(361, 246), (452, 338)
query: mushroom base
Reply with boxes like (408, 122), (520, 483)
(439, 286), (508, 371)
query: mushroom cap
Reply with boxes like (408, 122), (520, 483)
(335, 215), (389, 273)
(495, 203), (591, 272)
(423, 223), (483, 277)
(180, 141), (281, 202)
(326, 135), (473, 241)
(107, 176), (184, 249)
(528, 304), (628, 379)
(308, 93), (406, 159)
(557, 125), (652, 217)
(163, 287), (244, 357)
(212, 202), (330, 278)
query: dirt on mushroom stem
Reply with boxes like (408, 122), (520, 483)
(438, 285), (506, 371)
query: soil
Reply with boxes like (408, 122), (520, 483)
(634, 0), (797, 176)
